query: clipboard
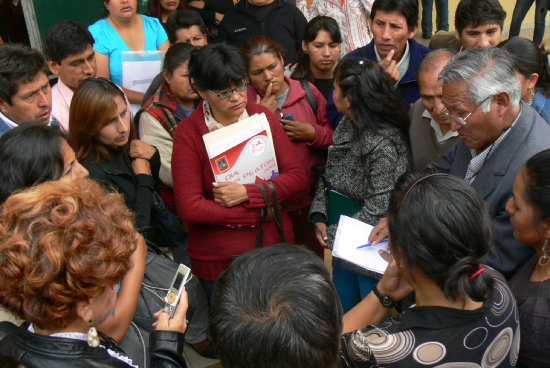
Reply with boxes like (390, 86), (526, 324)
(327, 189), (364, 225)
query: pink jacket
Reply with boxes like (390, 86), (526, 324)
(247, 77), (333, 210)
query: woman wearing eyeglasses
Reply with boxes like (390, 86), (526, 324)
(171, 44), (307, 297)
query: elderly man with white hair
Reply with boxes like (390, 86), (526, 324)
(371, 47), (550, 278)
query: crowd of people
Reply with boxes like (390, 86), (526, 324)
(0, 0), (550, 367)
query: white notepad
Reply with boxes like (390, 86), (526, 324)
(332, 215), (389, 275)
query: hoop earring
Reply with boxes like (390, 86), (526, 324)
(86, 309), (100, 347)
(539, 239), (549, 266)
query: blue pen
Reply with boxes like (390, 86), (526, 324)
(357, 238), (388, 249)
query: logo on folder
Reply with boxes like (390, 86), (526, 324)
(216, 156), (230, 173)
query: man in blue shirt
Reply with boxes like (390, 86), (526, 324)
(0, 44), (58, 137)
(326, 0), (430, 127)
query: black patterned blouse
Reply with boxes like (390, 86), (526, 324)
(340, 273), (519, 367)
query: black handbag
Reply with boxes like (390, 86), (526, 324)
(150, 191), (191, 266)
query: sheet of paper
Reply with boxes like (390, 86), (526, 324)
(121, 51), (164, 115)
(332, 215), (389, 275)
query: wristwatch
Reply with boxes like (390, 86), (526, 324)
(373, 285), (395, 308)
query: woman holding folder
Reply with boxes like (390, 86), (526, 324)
(309, 57), (410, 312)
(171, 44), (306, 297)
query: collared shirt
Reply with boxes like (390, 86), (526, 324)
(0, 111), (19, 130)
(374, 41), (410, 84)
(202, 100), (249, 132)
(51, 78), (74, 132)
(0, 111), (57, 130)
(465, 106), (522, 183)
(422, 109), (458, 143)
(50, 78), (131, 133)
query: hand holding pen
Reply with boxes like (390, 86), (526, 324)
(357, 237), (388, 249)
(312, 222), (329, 248)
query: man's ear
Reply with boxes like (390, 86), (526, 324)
(407, 24), (419, 40)
(48, 60), (60, 76)
(455, 29), (462, 42)
(492, 91), (511, 118)
(0, 98), (9, 116)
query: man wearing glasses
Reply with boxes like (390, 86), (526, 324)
(432, 47), (550, 278)
(371, 47), (550, 278)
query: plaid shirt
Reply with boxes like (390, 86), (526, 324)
(138, 82), (183, 137)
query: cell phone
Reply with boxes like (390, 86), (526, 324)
(281, 112), (294, 121)
(164, 264), (191, 318)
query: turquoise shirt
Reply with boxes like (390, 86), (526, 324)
(89, 14), (168, 86)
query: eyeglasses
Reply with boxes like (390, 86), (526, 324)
(208, 80), (250, 99)
(442, 94), (493, 126)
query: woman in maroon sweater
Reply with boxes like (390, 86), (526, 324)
(172, 44), (306, 294)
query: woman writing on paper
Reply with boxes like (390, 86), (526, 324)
(309, 57), (410, 312)
(89, 0), (170, 104)
(340, 171), (519, 367)
(241, 35), (333, 259)
(171, 44), (306, 297)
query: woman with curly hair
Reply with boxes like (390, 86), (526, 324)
(0, 178), (188, 367)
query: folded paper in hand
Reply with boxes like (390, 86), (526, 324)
(202, 113), (279, 184)
(333, 215), (389, 275)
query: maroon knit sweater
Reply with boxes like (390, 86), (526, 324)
(172, 102), (307, 280)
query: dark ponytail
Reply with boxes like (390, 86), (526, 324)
(499, 36), (550, 98)
(388, 171), (494, 303)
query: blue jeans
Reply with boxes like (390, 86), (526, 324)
(332, 265), (378, 313)
(510, 0), (549, 45)
(421, 0), (449, 36)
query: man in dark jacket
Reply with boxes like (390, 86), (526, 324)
(218, 0), (307, 64)
(326, 0), (430, 127)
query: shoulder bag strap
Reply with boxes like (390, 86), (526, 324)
(267, 181), (287, 243)
(255, 182), (272, 248)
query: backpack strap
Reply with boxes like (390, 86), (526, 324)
(300, 79), (318, 116)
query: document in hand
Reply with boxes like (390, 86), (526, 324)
(122, 50), (165, 115)
(202, 113), (279, 184)
(332, 215), (390, 277)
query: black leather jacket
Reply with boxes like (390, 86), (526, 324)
(0, 322), (187, 368)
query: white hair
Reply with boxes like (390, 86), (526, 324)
(439, 47), (521, 112)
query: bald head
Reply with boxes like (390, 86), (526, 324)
(417, 49), (456, 125)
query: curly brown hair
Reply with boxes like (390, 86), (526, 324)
(0, 178), (138, 331)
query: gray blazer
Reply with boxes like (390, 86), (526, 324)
(310, 117), (411, 274)
(431, 102), (550, 277)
